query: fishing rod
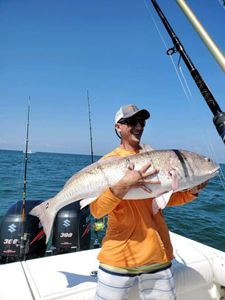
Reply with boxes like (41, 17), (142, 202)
(150, 0), (225, 144)
(86, 90), (104, 247)
(87, 90), (94, 163)
(19, 99), (31, 259)
(176, 0), (225, 73)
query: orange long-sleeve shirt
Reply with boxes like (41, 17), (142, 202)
(90, 146), (196, 268)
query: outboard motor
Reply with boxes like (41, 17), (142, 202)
(0, 200), (46, 264)
(51, 202), (91, 254)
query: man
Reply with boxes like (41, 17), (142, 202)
(90, 104), (206, 300)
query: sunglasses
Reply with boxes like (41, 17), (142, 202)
(118, 117), (146, 127)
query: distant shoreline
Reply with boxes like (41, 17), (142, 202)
(0, 148), (102, 158)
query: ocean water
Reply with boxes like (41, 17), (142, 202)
(0, 149), (225, 252)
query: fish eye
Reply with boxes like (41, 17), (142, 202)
(204, 157), (211, 162)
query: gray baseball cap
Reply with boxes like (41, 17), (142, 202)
(115, 104), (150, 124)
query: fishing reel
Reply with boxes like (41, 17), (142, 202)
(94, 220), (105, 232)
(93, 218), (105, 248)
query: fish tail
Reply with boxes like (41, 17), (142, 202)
(29, 198), (56, 243)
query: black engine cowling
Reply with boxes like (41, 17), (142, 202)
(51, 201), (91, 254)
(0, 200), (46, 263)
(0, 200), (91, 263)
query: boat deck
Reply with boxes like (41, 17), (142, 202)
(0, 232), (224, 300)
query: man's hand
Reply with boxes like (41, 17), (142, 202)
(110, 162), (160, 199)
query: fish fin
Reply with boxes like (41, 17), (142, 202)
(29, 198), (56, 244)
(80, 197), (98, 209)
(152, 190), (173, 215)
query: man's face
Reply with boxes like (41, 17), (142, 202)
(116, 116), (146, 145)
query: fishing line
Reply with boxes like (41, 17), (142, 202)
(143, 0), (192, 103)
(200, 136), (225, 190)
(144, 0), (206, 112)
(143, 1), (209, 145)
(217, 168), (225, 190)
(207, 142), (225, 190)
(178, 64), (193, 99)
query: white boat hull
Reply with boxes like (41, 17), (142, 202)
(0, 232), (224, 299)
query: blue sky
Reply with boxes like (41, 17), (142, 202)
(0, 0), (224, 163)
